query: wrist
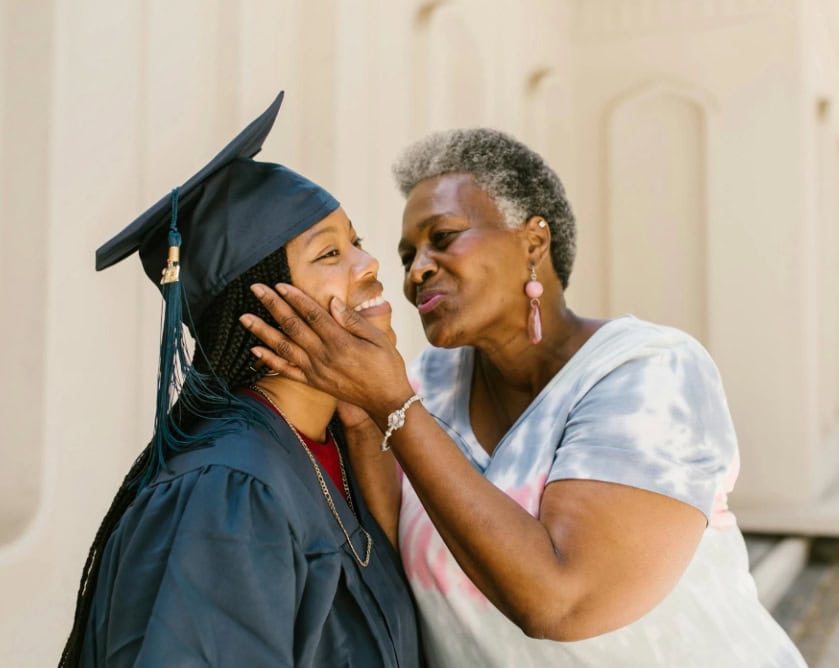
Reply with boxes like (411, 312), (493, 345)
(380, 394), (423, 452)
(369, 383), (417, 424)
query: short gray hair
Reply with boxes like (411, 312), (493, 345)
(392, 128), (576, 288)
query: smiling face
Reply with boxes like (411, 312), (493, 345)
(285, 207), (395, 342)
(398, 173), (531, 349)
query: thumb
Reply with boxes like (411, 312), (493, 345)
(330, 297), (376, 338)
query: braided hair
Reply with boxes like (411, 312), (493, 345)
(59, 247), (291, 666)
(191, 249), (291, 387)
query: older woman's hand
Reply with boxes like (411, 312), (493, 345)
(240, 283), (415, 422)
(241, 283), (709, 643)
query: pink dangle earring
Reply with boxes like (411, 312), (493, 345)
(525, 263), (543, 344)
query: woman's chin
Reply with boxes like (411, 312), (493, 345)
(421, 320), (461, 349)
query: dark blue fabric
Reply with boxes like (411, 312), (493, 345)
(81, 397), (423, 667)
(94, 90), (341, 326)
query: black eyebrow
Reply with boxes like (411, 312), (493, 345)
(303, 216), (355, 247)
(303, 225), (339, 244)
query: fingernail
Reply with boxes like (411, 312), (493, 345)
(275, 283), (288, 296)
(239, 315), (253, 329)
(250, 348), (263, 359)
(331, 297), (347, 313)
(251, 284), (265, 298)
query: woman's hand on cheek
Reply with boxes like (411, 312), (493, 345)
(240, 283), (415, 421)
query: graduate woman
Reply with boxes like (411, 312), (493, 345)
(59, 91), (422, 667)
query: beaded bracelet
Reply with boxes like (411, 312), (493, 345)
(381, 394), (423, 452)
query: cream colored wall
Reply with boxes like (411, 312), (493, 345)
(0, 1), (837, 665)
(570, 0), (839, 531)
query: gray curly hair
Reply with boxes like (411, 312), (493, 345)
(392, 128), (576, 288)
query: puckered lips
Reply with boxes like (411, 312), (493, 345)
(416, 289), (446, 315)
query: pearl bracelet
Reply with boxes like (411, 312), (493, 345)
(381, 394), (423, 452)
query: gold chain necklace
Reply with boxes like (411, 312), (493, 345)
(249, 385), (372, 567)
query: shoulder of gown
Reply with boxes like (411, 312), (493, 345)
(82, 422), (313, 667)
(83, 412), (423, 668)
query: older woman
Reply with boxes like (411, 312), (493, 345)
(242, 128), (804, 666)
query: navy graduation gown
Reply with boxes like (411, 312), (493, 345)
(81, 397), (423, 667)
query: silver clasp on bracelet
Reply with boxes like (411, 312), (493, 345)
(381, 394), (422, 451)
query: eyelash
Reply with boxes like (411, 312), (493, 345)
(317, 237), (364, 261)
(400, 230), (459, 269)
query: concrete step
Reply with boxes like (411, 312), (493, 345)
(746, 535), (812, 610)
(771, 538), (839, 668)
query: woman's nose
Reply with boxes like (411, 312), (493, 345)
(354, 246), (379, 280)
(403, 249), (436, 301)
(407, 248), (436, 285)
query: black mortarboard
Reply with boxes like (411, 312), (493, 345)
(95, 89), (340, 486)
(96, 89), (339, 327)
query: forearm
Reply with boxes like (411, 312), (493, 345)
(383, 404), (707, 640)
(344, 421), (402, 547)
(381, 406), (574, 636)
(241, 286), (706, 640)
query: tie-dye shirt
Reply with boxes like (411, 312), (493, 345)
(400, 316), (805, 667)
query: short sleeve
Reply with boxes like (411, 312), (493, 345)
(548, 337), (737, 520)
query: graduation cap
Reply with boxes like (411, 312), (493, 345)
(97, 89), (339, 326)
(96, 89), (339, 484)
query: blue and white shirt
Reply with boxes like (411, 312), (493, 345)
(399, 316), (804, 667)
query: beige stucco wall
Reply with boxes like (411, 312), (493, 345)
(1, 1), (837, 665)
(569, 0), (839, 527)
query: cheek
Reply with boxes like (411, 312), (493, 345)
(476, 240), (523, 285)
(455, 248), (525, 315)
(402, 273), (414, 302)
(456, 235), (512, 276)
(294, 271), (347, 311)
(464, 254), (508, 295)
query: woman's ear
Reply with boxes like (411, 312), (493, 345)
(523, 216), (551, 264)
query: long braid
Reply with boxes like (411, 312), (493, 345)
(58, 450), (148, 667)
(60, 248), (291, 667)
(192, 246), (291, 388)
